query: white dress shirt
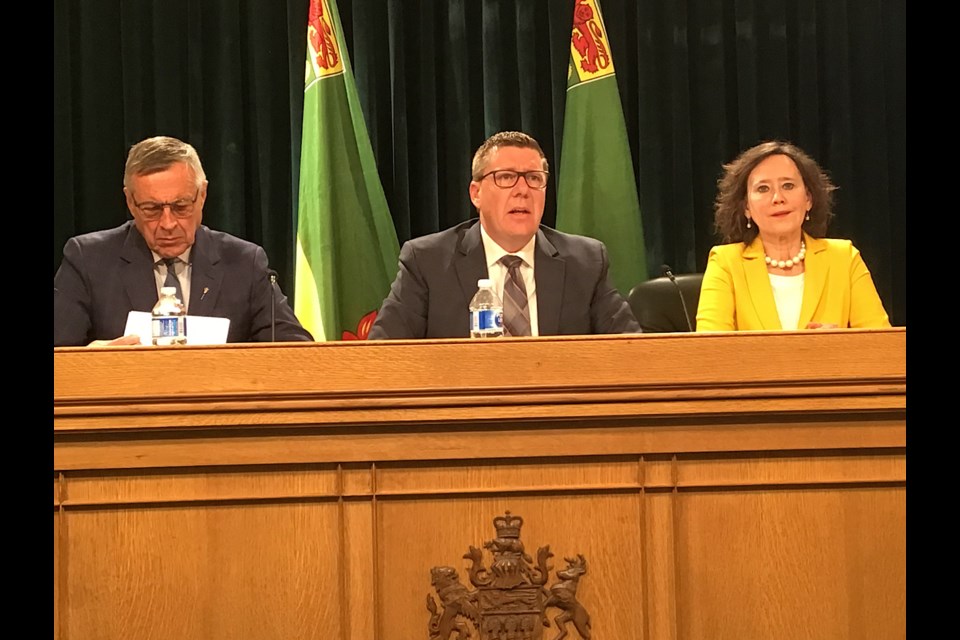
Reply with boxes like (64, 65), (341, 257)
(479, 225), (539, 336)
(152, 248), (193, 312)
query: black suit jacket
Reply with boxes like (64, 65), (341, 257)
(368, 219), (640, 339)
(54, 221), (313, 346)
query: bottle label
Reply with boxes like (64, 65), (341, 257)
(471, 309), (503, 333)
(152, 316), (187, 345)
(154, 317), (182, 338)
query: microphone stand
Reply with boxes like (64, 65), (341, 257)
(267, 270), (278, 342)
(662, 264), (694, 332)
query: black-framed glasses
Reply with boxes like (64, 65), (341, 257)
(479, 169), (549, 190)
(133, 188), (201, 220)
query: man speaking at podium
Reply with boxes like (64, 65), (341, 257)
(54, 135), (313, 346)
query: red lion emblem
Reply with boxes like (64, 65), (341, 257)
(571, 0), (610, 74)
(308, 0), (339, 71)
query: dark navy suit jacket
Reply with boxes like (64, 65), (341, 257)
(368, 219), (640, 339)
(54, 221), (313, 346)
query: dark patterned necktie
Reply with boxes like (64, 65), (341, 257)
(163, 258), (184, 305)
(500, 255), (531, 337)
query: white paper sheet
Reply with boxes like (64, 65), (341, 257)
(124, 311), (231, 346)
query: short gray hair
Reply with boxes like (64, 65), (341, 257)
(123, 136), (207, 190)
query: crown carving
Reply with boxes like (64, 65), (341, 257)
(492, 511), (524, 538)
(428, 511), (592, 639)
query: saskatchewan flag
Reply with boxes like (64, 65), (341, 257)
(295, 0), (400, 340)
(556, 0), (647, 294)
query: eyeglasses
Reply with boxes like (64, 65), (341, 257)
(478, 169), (549, 190)
(133, 189), (201, 220)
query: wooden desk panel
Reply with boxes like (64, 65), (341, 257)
(54, 329), (906, 640)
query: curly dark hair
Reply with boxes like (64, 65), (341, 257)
(714, 140), (837, 243)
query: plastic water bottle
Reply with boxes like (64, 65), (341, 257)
(152, 286), (187, 346)
(469, 278), (504, 338)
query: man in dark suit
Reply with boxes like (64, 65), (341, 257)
(54, 135), (313, 346)
(368, 131), (640, 339)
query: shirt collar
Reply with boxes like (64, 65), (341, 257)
(151, 247), (192, 266)
(479, 225), (536, 269)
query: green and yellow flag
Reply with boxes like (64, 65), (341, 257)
(295, 0), (400, 340)
(556, 0), (647, 294)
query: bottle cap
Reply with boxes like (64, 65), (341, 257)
(160, 286), (178, 296)
(477, 278), (493, 288)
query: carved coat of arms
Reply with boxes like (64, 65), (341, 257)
(427, 511), (591, 640)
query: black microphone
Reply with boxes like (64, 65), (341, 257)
(661, 264), (694, 332)
(267, 269), (278, 342)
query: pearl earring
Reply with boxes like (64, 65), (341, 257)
(746, 218), (752, 229)
(805, 213), (810, 221)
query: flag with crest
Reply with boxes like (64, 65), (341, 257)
(295, 0), (400, 340)
(556, 0), (648, 294)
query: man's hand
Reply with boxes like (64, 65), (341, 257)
(86, 335), (142, 347)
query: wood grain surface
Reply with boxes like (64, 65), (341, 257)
(54, 329), (906, 640)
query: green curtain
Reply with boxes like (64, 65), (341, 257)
(54, 0), (906, 326)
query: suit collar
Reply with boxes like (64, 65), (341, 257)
(742, 235), (782, 329)
(453, 221), (565, 334)
(533, 228), (564, 335)
(744, 232), (828, 330)
(118, 223), (224, 315)
(797, 233), (828, 328)
(186, 226), (223, 314)
(454, 220), (489, 305)
(119, 221), (161, 312)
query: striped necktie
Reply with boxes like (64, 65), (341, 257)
(163, 258), (184, 305)
(500, 255), (531, 337)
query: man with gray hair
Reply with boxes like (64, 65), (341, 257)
(54, 135), (313, 346)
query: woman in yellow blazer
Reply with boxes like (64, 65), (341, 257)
(696, 141), (890, 332)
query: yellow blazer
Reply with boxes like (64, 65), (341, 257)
(696, 233), (891, 331)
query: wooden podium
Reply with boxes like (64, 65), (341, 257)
(54, 329), (906, 640)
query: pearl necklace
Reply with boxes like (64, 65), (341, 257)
(765, 241), (806, 269)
